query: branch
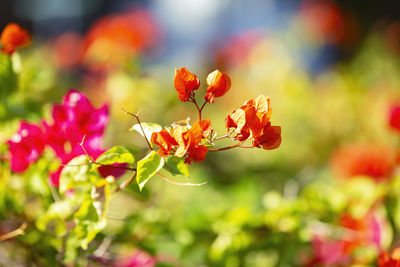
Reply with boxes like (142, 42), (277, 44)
(208, 141), (245, 152)
(211, 129), (235, 142)
(0, 222), (27, 241)
(121, 107), (153, 151)
(156, 172), (207, 187)
(190, 95), (203, 121)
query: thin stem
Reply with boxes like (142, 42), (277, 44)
(190, 95), (202, 121)
(62, 161), (136, 171)
(212, 130), (235, 142)
(156, 172), (207, 187)
(95, 162), (137, 171)
(0, 222), (27, 241)
(199, 100), (207, 112)
(114, 171), (137, 192)
(208, 141), (245, 152)
(49, 185), (61, 202)
(80, 135), (94, 162)
(121, 107), (153, 151)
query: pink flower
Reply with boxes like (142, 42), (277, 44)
(43, 90), (110, 185)
(307, 212), (382, 266)
(114, 250), (156, 267)
(7, 121), (45, 173)
(7, 89), (126, 186)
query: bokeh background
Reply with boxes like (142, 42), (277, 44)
(1, 0), (400, 266)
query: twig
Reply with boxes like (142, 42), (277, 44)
(62, 162), (136, 171)
(121, 107), (153, 150)
(114, 171), (137, 192)
(93, 237), (112, 258)
(0, 222), (27, 241)
(80, 135), (94, 162)
(156, 172), (207, 187)
(49, 185), (61, 202)
(62, 136), (137, 171)
(199, 100), (207, 112)
(211, 129), (235, 142)
(190, 95), (203, 121)
(208, 141), (245, 152)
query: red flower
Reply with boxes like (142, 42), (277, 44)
(1, 23), (31, 54)
(7, 122), (45, 173)
(226, 95), (281, 150)
(205, 70), (231, 103)
(330, 144), (396, 182)
(174, 67), (200, 102)
(82, 9), (161, 66)
(389, 104), (400, 132)
(379, 248), (400, 267)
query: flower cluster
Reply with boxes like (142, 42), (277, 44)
(6, 90), (120, 185)
(1, 23), (31, 55)
(389, 103), (400, 132)
(151, 120), (211, 164)
(7, 122), (45, 172)
(174, 67), (231, 104)
(309, 212), (381, 266)
(226, 95), (282, 149)
(43, 90), (110, 185)
(151, 67), (281, 164)
(82, 9), (160, 66)
(330, 144), (396, 182)
(379, 248), (400, 267)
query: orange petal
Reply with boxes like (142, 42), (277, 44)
(188, 145), (208, 162)
(174, 67), (200, 102)
(151, 130), (177, 157)
(205, 70), (231, 103)
(172, 126), (191, 157)
(1, 23), (31, 54)
(244, 95), (270, 114)
(392, 248), (400, 260)
(254, 125), (282, 150)
(189, 121), (203, 145)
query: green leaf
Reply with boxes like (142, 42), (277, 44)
(59, 155), (94, 194)
(165, 157), (189, 177)
(74, 219), (106, 249)
(72, 199), (105, 249)
(74, 199), (99, 221)
(130, 122), (162, 145)
(91, 146), (134, 171)
(136, 151), (164, 191)
(36, 200), (75, 236)
(0, 53), (17, 99)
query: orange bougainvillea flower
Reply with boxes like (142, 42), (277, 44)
(151, 120), (211, 164)
(82, 9), (161, 66)
(198, 119), (213, 138)
(253, 123), (282, 150)
(174, 67), (200, 102)
(151, 130), (178, 157)
(226, 95), (281, 150)
(205, 70), (231, 103)
(379, 248), (400, 267)
(330, 144), (396, 182)
(1, 23), (31, 55)
(187, 145), (208, 163)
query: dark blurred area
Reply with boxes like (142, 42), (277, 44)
(1, 0), (399, 68)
